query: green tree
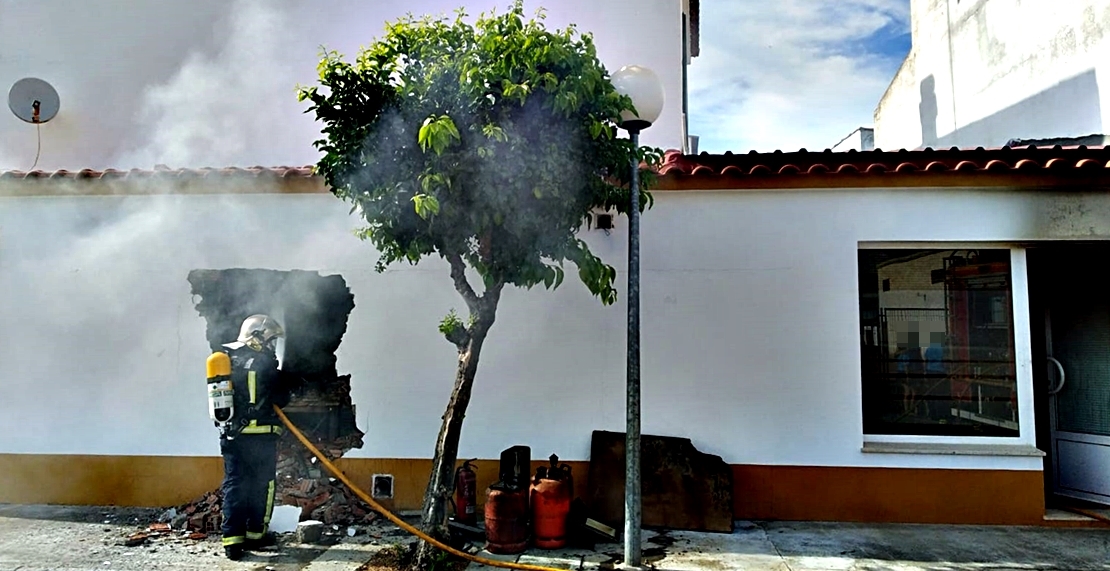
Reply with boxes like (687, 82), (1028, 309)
(297, 3), (661, 568)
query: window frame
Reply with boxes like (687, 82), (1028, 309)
(857, 242), (1039, 455)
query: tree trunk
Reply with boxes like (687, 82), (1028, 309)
(411, 315), (493, 571)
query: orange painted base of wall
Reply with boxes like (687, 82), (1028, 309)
(0, 454), (225, 508)
(732, 465), (1046, 526)
(0, 453), (1051, 526)
(0, 454), (592, 514)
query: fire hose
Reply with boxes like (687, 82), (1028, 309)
(273, 405), (568, 571)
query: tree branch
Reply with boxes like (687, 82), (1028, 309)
(447, 253), (481, 316)
(483, 280), (505, 308)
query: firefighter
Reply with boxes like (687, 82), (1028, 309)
(211, 314), (299, 560)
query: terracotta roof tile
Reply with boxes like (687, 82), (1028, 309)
(656, 145), (1110, 178)
(5, 143), (1110, 192)
(0, 165), (316, 180)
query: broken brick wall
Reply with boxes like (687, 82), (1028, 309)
(179, 268), (370, 532)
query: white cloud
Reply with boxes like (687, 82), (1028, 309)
(687, 0), (910, 153)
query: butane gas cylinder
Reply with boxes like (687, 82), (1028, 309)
(530, 454), (573, 549)
(484, 481), (530, 554)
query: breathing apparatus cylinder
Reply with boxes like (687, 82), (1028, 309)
(206, 351), (234, 436)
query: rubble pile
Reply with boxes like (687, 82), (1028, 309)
(275, 476), (378, 526)
(170, 489), (224, 535)
(171, 378), (370, 533)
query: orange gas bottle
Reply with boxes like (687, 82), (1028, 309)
(484, 483), (530, 554)
(530, 454), (573, 549)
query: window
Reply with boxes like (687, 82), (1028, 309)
(858, 249), (1019, 437)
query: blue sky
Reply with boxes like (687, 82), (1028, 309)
(687, 0), (911, 153)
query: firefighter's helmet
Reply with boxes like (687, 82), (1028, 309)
(237, 314), (284, 352)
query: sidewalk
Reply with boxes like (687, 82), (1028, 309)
(3, 504), (1109, 571)
(467, 521), (1110, 571)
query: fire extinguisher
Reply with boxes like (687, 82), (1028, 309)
(455, 459), (478, 525)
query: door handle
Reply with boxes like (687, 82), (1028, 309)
(1047, 356), (1066, 395)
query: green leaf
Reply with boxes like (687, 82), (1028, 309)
(412, 193), (441, 219)
(419, 115), (461, 155)
(482, 124), (508, 142)
(418, 117), (434, 152)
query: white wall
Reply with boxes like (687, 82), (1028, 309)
(7, 181), (1110, 471)
(875, 0), (1110, 150)
(0, 0), (685, 172)
(831, 128), (875, 152)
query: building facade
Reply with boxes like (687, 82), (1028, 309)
(874, 0), (1110, 150)
(5, 146), (1110, 526)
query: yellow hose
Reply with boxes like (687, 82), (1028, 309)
(273, 405), (568, 571)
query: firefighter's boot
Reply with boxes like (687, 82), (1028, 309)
(224, 544), (244, 560)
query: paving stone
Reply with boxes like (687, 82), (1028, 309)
(580, 550), (622, 569)
(464, 549), (522, 571)
(518, 553), (582, 570)
(780, 555), (858, 571)
(473, 549), (522, 561)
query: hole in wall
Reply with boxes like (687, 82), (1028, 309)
(181, 268), (373, 528)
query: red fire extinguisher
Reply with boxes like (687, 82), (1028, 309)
(455, 459), (478, 525)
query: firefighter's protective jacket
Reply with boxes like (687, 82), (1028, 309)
(221, 341), (297, 437)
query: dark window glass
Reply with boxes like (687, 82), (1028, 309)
(859, 249), (1019, 437)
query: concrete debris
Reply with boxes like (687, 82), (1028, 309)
(297, 520), (324, 544)
(270, 505), (301, 534)
(120, 522), (200, 547)
(171, 471), (379, 536)
(123, 532), (149, 547)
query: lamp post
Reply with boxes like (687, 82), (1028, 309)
(611, 65), (664, 569)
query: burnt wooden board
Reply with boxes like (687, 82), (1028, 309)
(586, 430), (733, 533)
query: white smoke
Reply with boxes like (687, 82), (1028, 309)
(0, 0), (397, 458)
(115, 0), (320, 169)
(0, 184), (372, 456)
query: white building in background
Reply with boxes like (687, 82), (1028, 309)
(874, 0), (1110, 150)
(0, 0), (698, 172)
(831, 127), (876, 152)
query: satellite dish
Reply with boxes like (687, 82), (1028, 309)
(8, 78), (60, 124)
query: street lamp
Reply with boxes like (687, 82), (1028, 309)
(611, 64), (663, 569)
